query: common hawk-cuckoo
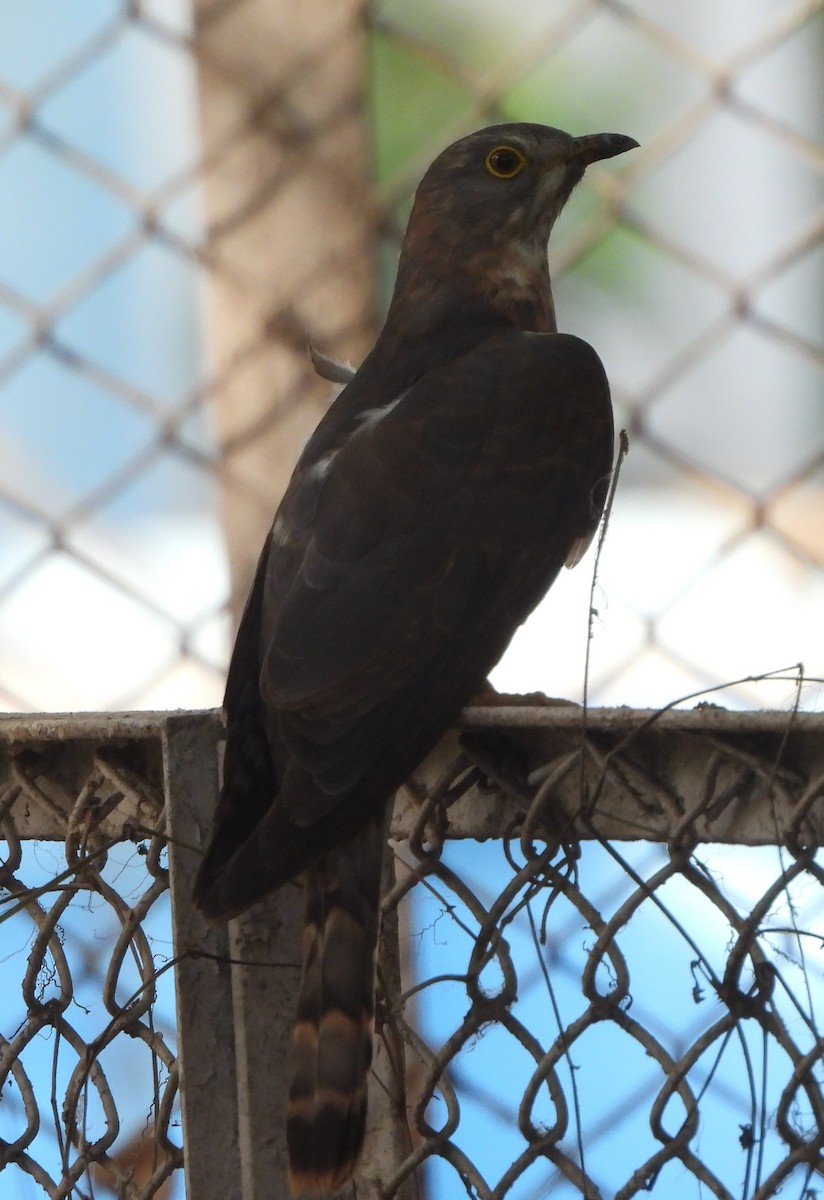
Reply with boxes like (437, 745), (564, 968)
(193, 121), (637, 1195)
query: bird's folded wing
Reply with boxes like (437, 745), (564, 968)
(194, 330), (612, 911)
(259, 329), (612, 792)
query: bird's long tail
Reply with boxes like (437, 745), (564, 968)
(287, 814), (387, 1195)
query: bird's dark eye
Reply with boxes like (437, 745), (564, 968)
(485, 145), (528, 179)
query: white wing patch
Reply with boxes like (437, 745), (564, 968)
(272, 514), (292, 547)
(307, 451), (339, 482)
(355, 391), (407, 430)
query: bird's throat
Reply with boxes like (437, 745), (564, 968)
(479, 232), (557, 332)
(388, 252), (558, 342)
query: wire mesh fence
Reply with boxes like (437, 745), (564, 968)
(393, 704), (824, 1199)
(368, 0), (824, 713)
(1, 2), (823, 1198)
(1, 707), (822, 1198)
(0, 0), (822, 713)
(0, 713), (183, 1199)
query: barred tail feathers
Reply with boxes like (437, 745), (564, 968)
(287, 817), (386, 1195)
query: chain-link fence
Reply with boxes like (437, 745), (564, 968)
(0, 713), (182, 1198)
(1, 0), (821, 714)
(2, 707), (823, 1197)
(396, 705), (824, 1199)
(1, 2), (823, 1198)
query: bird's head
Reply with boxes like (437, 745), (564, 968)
(411, 123), (637, 239)
(391, 122), (638, 335)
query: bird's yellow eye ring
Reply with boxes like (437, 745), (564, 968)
(485, 145), (528, 179)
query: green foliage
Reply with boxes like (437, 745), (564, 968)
(367, 29), (476, 184)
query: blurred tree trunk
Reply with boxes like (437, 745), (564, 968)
(193, 0), (377, 620)
(188, 12), (419, 1196)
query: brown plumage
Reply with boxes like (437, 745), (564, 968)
(193, 122), (637, 1194)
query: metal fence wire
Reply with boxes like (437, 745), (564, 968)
(1, 1), (823, 1199)
(0, 714), (180, 1199)
(1, 707), (823, 1199)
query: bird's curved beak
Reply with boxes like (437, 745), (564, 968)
(569, 132), (639, 165)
